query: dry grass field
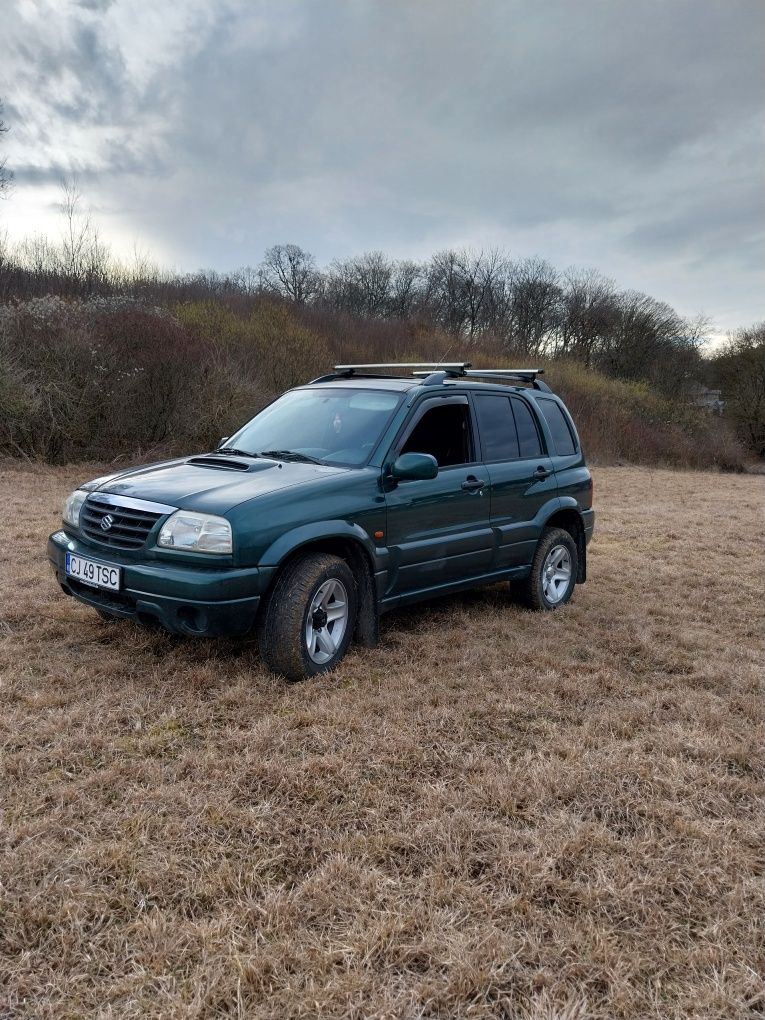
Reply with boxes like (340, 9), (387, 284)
(1, 462), (763, 1019)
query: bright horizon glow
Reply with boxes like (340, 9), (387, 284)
(1, 0), (762, 334)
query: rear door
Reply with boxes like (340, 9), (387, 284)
(384, 394), (493, 595)
(473, 392), (557, 568)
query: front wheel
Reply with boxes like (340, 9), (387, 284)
(517, 527), (578, 611)
(257, 553), (358, 681)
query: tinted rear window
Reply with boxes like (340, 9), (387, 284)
(475, 394), (519, 461)
(538, 398), (578, 455)
(510, 397), (542, 458)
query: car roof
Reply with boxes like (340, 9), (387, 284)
(304, 376), (551, 398)
(306, 376), (418, 392)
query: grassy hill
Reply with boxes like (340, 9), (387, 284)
(0, 295), (745, 469)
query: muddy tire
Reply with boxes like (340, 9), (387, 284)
(257, 553), (357, 681)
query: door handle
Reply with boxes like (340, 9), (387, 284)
(461, 475), (486, 492)
(533, 465), (551, 480)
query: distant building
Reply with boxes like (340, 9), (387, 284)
(691, 386), (725, 415)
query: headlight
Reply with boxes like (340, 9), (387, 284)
(157, 511), (232, 554)
(63, 489), (89, 527)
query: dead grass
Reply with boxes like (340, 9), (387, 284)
(0, 462), (763, 1019)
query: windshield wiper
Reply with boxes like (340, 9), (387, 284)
(217, 447), (259, 458)
(258, 449), (323, 465)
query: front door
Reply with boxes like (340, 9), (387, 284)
(473, 392), (557, 567)
(384, 395), (493, 596)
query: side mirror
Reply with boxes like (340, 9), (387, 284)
(391, 452), (439, 482)
(217, 436), (229, 450)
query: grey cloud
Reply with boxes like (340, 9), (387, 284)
(75, 0), (116, 10)
(0, 0), (762, 328)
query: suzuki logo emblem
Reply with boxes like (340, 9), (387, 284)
(100, 513), (114, 531)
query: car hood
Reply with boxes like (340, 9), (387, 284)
(92, 454), (348, 515)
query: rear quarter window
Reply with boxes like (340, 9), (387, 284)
(510, 397), (543, 459)
(538, 398), (578, 455)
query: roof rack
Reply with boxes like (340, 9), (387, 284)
(310, 363), (551, 391)
(412, 367), (550, 390)
(332, 362), (471, 375)
(412, 367), (543, 379)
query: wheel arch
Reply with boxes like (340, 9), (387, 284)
(542, 504), (587, 583)
(260, 523), (380, 647)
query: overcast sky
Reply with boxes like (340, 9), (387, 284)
(1, 0), (763, 333)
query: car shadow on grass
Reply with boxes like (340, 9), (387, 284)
(378, 580), (516, 635)
(80, 580), (522, 687)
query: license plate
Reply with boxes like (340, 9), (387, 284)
(65, 553), (121, 591)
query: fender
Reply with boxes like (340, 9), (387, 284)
(260, 520), (385, 648)
(540, 495), (588, 583)
(260, 519), (386, 574)
(541, 494), (581, 520)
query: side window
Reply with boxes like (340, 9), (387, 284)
(538, 398), (578, 455)
(475, 394), (520, 461)
(510, 397), (543, 459)
(400, 402), (472, 467)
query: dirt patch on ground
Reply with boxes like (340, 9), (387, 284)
(1, 464), (763, 1018)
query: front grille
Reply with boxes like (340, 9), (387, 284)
(80, 496), (165, 550)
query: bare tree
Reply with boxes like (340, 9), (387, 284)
(325, 251), (394, 318)
(506, 257), (562, 357)
(711, 323), (765, 454)
(61, 178), (90, 278)
(0, 98), (13, 199)
(424, 250), (466, 335)
(232, 264), (260, 294)
(557, 268), (617, 366)
(259, 244), (320, 304)
(423, 249), (504, 340)
(19, 233), (58, 276)
(388, 259), (423, 319)
(58, 177), (110, 288)
(596, 290), (698, 387)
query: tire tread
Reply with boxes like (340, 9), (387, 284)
(257, 553), (355, 681)
(517, 526), (578, 611)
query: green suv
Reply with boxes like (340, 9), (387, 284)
(48, 363), (594, 680)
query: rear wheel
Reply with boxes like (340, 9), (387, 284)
(517, 527), (578, 610)
(257, 553), (357, 681)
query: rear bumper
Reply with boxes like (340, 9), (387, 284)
(47, 531), (261, 637)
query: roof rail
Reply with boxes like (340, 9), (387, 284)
(311, 363), (551, 391)
(469, 368), (543, 379)
(466, 368), (548, 390)
(412, 366), (543, 378)
(412, 366), (550, 390)
(333, 362), (471, 376)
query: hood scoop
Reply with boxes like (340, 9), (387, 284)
(187, 455), (253, 472)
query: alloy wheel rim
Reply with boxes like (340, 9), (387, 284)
(541, 544), (572, 604)
(305, 578), (349, 664)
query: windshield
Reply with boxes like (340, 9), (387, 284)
(223, 387), (404, 466)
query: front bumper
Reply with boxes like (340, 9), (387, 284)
(48, 531), (261, 637)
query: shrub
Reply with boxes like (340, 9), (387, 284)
(548, 360), (744, 470)
(0, 297), (209, 461)
(0, 296), (745, 470)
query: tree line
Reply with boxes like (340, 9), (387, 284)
(0, 230), (708, 392)
(0, 101), (761, 455)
